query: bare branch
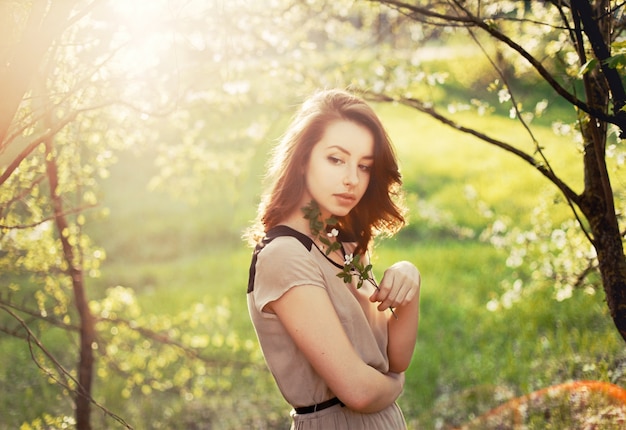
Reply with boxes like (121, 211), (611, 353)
(0, 203), (98, 230)
(0, 111), (79, 187)
(364, 91), (582, 206)
(0, 297), (81, 333)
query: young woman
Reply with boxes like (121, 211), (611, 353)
(246, 89), (421, 429)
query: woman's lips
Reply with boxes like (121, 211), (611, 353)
(334, 193), (357, 206)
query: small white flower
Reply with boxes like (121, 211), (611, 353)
(327, 228), (339, 238)
(344, 253), (354, 265)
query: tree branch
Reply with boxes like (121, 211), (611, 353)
(0, 110), (79, 187)
(364, 91), (581, 206)
(458, 16), (595, 245)
(0, 304), (132, 429)
(0, 203), (98, 230)
(98, 315), (264, 370)
(374, 0), (622, 129)
(572, 0), (626, 114)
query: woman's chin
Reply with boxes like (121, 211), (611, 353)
(330, 208), (352, 218)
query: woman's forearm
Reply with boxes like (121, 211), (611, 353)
(387, 294), (420, 373)
(340, 367), (404, 413)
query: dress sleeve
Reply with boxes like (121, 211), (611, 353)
(251, 236), (326, 314)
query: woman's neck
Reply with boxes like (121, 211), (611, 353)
(280, 212), (313, 237)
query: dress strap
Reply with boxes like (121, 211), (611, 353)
(247, 225), (314, 293)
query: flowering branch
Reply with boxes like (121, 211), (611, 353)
(302, 200), (396, 318)
(303, 200), (342, 255)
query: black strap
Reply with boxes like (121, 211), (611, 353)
(294, 397), (344, 414)
(247, 225), (314, 293)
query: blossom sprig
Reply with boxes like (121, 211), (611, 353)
(302, 200), (341, 255)
(339, 253), (397, 318)
(302, 200), (397, 318)
(337, 253), (373, 290)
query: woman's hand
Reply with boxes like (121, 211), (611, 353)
(370, 261), (421, 312)
(376, 261), (421, 372)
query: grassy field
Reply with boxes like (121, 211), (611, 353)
(73, 100), (626, 429)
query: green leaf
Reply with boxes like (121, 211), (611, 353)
(605, 53), (626, 70)
(337, 271), (352, 283)
(326, 217), (338, 226)
(578, 58), (597, 77)
(329, 242), (341, 252)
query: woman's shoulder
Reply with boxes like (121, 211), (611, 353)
(257, 233), (315, 263)
(253, 234), (325, 291)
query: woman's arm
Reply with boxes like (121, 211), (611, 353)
(370, 261), (421, 373)
(266, 285), (404, 413)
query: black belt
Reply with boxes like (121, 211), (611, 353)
(294, 397), (344, 414)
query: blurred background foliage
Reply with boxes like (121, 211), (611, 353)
(1, 0), (626, 429)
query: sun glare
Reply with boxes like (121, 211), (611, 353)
(107, 0), (176, 77)
(95, 0), (270, 105)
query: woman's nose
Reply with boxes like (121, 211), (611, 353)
(343, 165), (359, 186)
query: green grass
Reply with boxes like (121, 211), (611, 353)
(373, 239), (623, 428)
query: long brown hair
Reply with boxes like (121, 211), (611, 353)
(247, 89), (405, 254)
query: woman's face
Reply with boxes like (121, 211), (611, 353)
(303, 120), (374, 219)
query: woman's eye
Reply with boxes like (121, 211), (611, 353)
(328, 156), (343, 165)
(359, 164), (372, 172)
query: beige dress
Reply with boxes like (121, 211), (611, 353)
(247, 226), (407, 429)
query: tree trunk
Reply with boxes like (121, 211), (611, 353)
(43, 93), (96, 430)
(44, 123), (95, 430)
(579, 126), (626, 341)
(575, 0), (626, 342)
(591, 215), (626, 341)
